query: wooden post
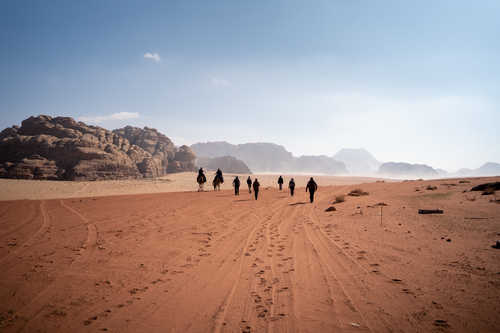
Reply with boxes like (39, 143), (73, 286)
(380, 206), (383, 226)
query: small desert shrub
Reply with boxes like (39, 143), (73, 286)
(348, 188), (369, 196)
(459, 180), (471, 184)
(334, 195), (345, 203)
(426, 185), (437, 191)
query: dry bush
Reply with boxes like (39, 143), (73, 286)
(334, 195), (345, 203)
(348, 188), (369, 196)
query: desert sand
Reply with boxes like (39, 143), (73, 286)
(0, 175), (499, 332)
(0, 172), (388, 201)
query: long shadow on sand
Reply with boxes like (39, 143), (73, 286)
(289, 202), (307, 206)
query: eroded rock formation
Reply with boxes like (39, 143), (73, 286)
(0, 115), (196, 180)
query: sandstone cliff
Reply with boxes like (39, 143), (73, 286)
(0, 115), (196, 180)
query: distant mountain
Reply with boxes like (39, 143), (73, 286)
(456, 162), (500, 177)
(191, 141), (347, 174)
(196, 156), (251, 174)
(476, 162), (500, 176)
(436, 168), (449, 176)
(378, 162), (439, 179)
(293, 155), (347, 174)
(333, 148), (380, 175)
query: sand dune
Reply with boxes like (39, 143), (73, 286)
(0, 177), (499, 332)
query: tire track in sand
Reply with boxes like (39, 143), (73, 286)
(0, 200), (50, 266)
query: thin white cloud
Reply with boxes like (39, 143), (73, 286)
(78, 112), (140, 124)
(211, 77), (231, 87)
(144, 52), (161, 63)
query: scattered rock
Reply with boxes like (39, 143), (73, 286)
(492, 241), (500, 249)
(325, 206), (336, 212)
(433, 319), (450, 328)
(418, 209), (444, 214)
(426, 185), (437, 191)
(470, 182), (500, 192)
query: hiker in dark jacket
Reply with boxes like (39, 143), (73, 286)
(252, 178), (260, 200)
(278, 175), (284, 190)
(306, 177), (318, 203)
(288, 178), (295, 197)
(232, 176), (240, 196)
(247, 176), (252, 193)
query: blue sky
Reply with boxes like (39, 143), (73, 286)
(1, 0), (499, 171)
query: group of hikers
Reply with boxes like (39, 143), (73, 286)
(197, 168), (318, 203)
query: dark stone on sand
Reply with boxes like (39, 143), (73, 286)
(492, 241), (500, 249)
(418, 209), (444, 214)
(470, 182), (500, 192)
(325, 206), (336, 212)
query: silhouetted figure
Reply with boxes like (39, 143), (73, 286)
(247, 176), (252, 193)
(197, 167), (207, 191)
(278, 175), (284, 190)
(216, 168), (224, 183)
(289, 178), (295, 197)
(233, 176), (240, 196)
(253, 178), (260, 200)
(306, 177), (318, 203)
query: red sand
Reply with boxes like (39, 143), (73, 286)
(1, 177), (499, 332)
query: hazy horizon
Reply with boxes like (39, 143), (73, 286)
(1, 1), (499, 171)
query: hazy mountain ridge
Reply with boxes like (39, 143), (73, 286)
(191, 141), (347, 174)
(455, 162), (500, 177)
(196, 156), (252, 174)
(192, 141), (500, 178)
(333, 148), (381, 175)
(378, 162), (439, 178)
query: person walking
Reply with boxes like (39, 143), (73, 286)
(288, 178), (295, 197)
(306, 177), (318, 203)
(247, 176), (252, 193)
(252, 178), (260, 200)
(277, 175), (284, 191)
(232, 176), (240, 196)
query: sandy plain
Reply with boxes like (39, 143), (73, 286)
(0, 174), (499, 332)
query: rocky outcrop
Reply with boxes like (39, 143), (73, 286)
(0, 115), (196, 180)
(196, 156), (252, 174)
(113, 126), (196, 175)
